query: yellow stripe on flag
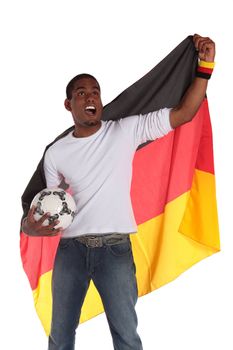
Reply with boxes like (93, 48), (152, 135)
(179, 169), (220, 249)
(33, 271), (53, 336)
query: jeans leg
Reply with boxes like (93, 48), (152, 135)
(92, 238), (143, 350)
(48, 239), (90, 350)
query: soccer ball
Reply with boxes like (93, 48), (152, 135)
(31, 188), (76, 230)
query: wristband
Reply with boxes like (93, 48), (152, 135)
(196, 60), (215, 80)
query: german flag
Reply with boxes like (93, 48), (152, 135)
(20, 36), (220, 336)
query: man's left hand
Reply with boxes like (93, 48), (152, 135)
(193, 34), (215, 62)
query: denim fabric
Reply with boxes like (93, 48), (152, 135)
(48, 236), (143, 350)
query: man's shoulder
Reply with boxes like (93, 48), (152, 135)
(46, 131), (72, 153)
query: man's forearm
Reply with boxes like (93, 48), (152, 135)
(170, 77), (208, 128)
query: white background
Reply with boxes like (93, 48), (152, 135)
(1, 0), (232, 349)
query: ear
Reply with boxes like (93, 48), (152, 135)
(64, 99), (72, 112)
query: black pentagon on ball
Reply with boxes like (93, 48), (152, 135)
(59, 202), (72, 215)
(53, 190), (66, 201)
(39, 190), (52, 201)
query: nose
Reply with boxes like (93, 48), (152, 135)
(86, 93), (95, 103)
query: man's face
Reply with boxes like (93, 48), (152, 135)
(65, 77), (103, 128)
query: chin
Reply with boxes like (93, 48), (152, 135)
(84, 120), (100, 127)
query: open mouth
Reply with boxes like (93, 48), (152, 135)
(85, 105), (96, 116)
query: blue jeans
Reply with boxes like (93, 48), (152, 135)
(48, 236), (143, 350)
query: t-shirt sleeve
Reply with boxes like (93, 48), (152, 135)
(43, 148), (63, 188)
(118, 108), (174, 148)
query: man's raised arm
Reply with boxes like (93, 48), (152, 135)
(170, 34), (215, 129)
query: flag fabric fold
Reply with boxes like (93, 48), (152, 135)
(20, 36), (220, 335)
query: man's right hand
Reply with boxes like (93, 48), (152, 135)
(21, 205), (62, 237)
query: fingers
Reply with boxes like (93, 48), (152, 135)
(27, 205), (36, 223)
(37, 211), (51, 224)
(25, 227), (62, 237)
(37, 217), (62, 235)
(193, 34), (212, 50)
(41, 220), (62, 236)
(42, 221), (60, 232)
(30, 224), (62, 237)
(26, 206), (63, 236)
(193, 34), (215, 61)
(199, 39), (215, 54)
(41, 227), (63, 236)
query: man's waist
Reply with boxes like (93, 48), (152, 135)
(62, 233), (130, 248)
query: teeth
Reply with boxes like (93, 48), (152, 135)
(85, 106), (96, 111)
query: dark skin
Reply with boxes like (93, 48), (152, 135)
(22, 33), (215, 237)
(64, 77), (103, 137)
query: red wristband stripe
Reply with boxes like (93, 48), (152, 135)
(197, 66), (214, 75)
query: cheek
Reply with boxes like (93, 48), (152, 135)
(71, 101), (83, 112)
(98, 100), (103, 109)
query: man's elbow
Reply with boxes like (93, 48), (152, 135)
(170, 107), (195, 129)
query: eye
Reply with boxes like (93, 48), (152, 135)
(93, 90), (99, 96)
(78, 91), (85, 96)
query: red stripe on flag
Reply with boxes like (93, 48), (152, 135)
(195, 99), (215, 173)
(131, 99), (214, 225)
(20, 233), (60, 290)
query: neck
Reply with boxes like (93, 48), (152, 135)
(73, 121), (102, 138)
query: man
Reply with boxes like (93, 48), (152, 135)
(22, 34), (215, 350)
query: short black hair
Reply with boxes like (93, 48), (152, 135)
(66, 73), (100, 100)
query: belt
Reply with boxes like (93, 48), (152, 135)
(74, 234), (129, 248)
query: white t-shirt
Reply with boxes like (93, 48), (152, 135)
(44, 108), (173, 238)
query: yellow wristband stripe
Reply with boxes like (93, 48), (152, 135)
(199, 60), (215, 69)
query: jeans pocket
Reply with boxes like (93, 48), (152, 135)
(108, 240), (131, 257)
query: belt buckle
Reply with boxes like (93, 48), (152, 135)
(86, 236), (102, 248)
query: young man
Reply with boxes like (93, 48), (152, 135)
(22, 34), (215, 350)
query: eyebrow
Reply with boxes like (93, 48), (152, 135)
(75, 86), (100, 91)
